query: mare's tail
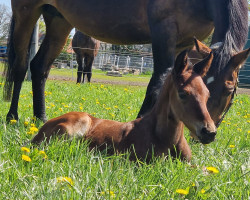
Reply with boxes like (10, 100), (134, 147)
(3, 16), (16, 101)
(3, 16), (33, 101)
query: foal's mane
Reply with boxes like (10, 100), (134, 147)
(212, 0), (248, 74)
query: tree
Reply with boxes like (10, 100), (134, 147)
(0, 4), (11, 44)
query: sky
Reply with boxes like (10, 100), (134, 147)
(0, 0), (11, 8)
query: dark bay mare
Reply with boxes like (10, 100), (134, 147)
(72, 30), (100, 83)
(4, 0), (248, 122)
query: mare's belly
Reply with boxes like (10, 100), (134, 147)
(54, 0), (151, 44)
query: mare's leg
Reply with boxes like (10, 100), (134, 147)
(85, 56), (94, 82)
(30, 12), (72, 121)
(5, 9), (42, 121)
(137, 3), (177, 117)
(76, 54), (83, 83)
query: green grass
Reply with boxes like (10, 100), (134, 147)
(49, 68), (151, 84)
(0, 80), (249, 199)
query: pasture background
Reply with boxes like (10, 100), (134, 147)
(0, 78), (249, 199)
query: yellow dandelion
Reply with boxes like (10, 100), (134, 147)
(192, 183), (196, 187)
(51, 103), (55, 107)
(79, 106), (83, 110)
(127, 106), (131, 109)
(10, 119), (17, 125)
(109, 113), (115, 118)
(109, 191), (115, 197)
(124, 88), (128, 92)
(114, 105), (118, 109)
(57, 177), (73, 185)
(229, 145), (235, 148)
(64, 105), (69, 108)
(81, 97), (86, 101)
(248, 130), (250, 133)
(39, 150), (48, 159)
(96, 101), (100, 104)
(105, 107), (111, 110)
(30, 126), (38, 132)
(22, 155), (31, 162)
(206, 166), (219, 174)
(30, 123), (36, 127)
(100, 190), (115, 197)
(59, 108), (63, 112)
(24, 121), (29, 127)
(200, 189), (206, 194)
(176, 189), (189, 195)
(21, 147), (30, 153)
(29, 126), (39, 135)
(100, 84), (104, 88)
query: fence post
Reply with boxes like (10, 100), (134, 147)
(117, 56), (120, 68)
(71, 48), (74, 81)
(114, 55), (117, 66)
(141, 57), (144, 73)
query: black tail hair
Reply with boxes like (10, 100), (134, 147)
(213, 0), (248, 73)
(3, 17), (15, 101)
(3, 16), (33, 101)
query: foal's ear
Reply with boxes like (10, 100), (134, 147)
(193, 52), (213, 77)
(193, 37), (212, 56)
(228, 48), (250, 71)
(173, 50), (189, 77)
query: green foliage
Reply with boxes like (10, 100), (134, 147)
(56, 36), (72, 64)
(0, 80), (249, 199)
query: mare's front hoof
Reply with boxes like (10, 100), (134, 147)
(33, 115), (47, 123)
(6, 112), (18, 123)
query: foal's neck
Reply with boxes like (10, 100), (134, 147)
(148, 75), (183, 145)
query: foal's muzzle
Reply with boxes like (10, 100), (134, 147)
(198, 127), (217, 144)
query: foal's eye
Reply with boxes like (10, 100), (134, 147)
(178, 91), (188, 100)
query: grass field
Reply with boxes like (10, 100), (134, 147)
(0, 79), (249, 199)
(50, 68), (151, 82)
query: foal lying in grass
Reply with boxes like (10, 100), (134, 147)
(32, 51), (216, 161)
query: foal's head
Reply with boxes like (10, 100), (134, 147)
(169, 50), (216, 144)
(193, 39), (250, 126)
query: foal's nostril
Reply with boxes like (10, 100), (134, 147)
(201, 127), (209, 135)
(201, 128), (216, 136)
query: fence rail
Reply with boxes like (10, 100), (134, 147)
(1, 43), (250, 88)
